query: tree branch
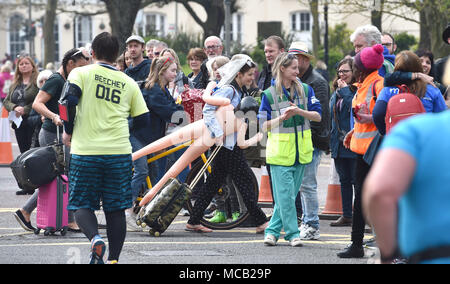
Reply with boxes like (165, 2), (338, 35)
(179, 0), (206, 27)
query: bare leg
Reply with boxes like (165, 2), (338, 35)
(133, 105), (262, 161)
(132, 120), (205, 161)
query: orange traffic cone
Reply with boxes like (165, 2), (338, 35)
(319, 160), (343, 220)
(0, 105), (13, 166)
(257, 166), (273, 208)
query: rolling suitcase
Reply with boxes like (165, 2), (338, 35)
(34, 175), (69, 236)
(137, 145), (222, 236)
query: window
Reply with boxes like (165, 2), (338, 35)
(136, 12), (166, 37)
(75, 15), (92, 48)
(231, 13), (243, 44)
(222, 13), (244, 44)
(9, 14), (26, 59)
(291, 11), (311, 32)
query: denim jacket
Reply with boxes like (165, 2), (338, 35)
(329, 86), (356, 159)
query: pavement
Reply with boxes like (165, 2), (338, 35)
(0, 129), (377, 265)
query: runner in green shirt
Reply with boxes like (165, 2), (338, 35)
(62, 32), (150, 264)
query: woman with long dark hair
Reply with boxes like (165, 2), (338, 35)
(13, 48), (90, 232)
(134, 56), (267, 233)
(185, 56), (268, 233)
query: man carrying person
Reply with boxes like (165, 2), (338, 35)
(62, 32), (150, 264)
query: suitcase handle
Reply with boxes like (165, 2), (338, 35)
(189, 144), (223, 189)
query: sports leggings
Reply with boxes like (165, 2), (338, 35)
(74, 208), (126, 261)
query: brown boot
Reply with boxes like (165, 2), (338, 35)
(330, 216), (352, 227)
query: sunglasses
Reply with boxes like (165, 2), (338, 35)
(246, 60), (255, 67)
(72, 49), (90, 61)
(17, 53), (30, 59)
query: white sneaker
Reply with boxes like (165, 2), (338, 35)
(299, 223), (307, 233)
(289, 237), (303, 247)
(264, 234), (277, 246)
(126, 212), (143, 232)
(299, 224), (320, 240)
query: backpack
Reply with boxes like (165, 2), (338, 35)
(385, 85), (425, 134)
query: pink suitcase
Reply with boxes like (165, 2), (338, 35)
(34, 175), (69, 236)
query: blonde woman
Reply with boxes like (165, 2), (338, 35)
(0, 63), (13, 102)
(3, 55), (39, 154)
(258, 52), (321, 247)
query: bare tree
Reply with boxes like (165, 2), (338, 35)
(43, 0), (57, 66)
(62, 0), (238, 51)
(309, 0), (321, 58)
(100, 0), (143, 51)
(143, 0), (239, 40)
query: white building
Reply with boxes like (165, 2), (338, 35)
(0, 0), (420, 66)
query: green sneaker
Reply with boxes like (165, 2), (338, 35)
(208, 211), (227, 223)
(231, 211), (240, 221)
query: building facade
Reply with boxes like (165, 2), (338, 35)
(0, 0), (420, 66)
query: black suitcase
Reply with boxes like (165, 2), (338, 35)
(136, 145), (222, 236)
(10, 144), (65, 191)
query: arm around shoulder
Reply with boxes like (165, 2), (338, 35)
(202, 82), (231, 106)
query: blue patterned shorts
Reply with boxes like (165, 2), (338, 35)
(67, 154), (133, 212)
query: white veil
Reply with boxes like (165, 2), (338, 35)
(217, 54), (254, 88)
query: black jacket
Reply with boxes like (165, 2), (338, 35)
(434, 56), (449, 88)
(188, 60), (210, 90)
(141, 83), (185, 144)
(257, 64), (272, 91)
(125, 59), (152, 85)
(300, 65), (331, 152)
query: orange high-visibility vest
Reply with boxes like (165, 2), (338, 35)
(350, 71), (384, 155)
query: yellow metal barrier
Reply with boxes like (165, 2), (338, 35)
(144, 140), (212, 189)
